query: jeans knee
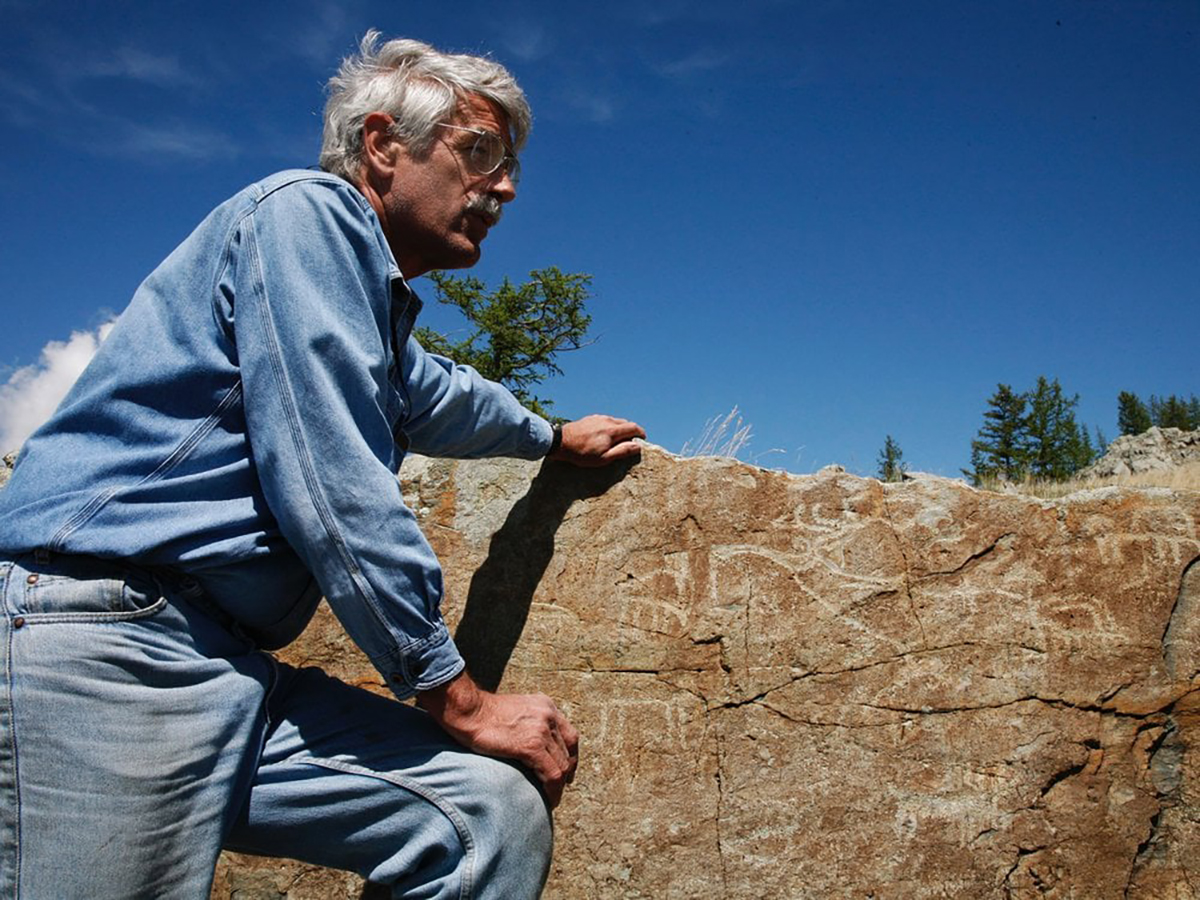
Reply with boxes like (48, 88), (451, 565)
(467, 760), (553, 896)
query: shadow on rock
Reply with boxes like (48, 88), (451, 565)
(453, 457), (637, 691)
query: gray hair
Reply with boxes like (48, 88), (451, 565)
(320, 31), (532, 181)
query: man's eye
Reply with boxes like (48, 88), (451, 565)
(472, 140), (501, 166)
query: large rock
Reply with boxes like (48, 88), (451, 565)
(1084, 427), (1200, 479)
(211, 448), (1199, 898)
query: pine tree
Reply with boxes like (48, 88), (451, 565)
(1116, 391), (1152, 436)
(1151, 394), (1194, 430)
(414, 267), (594, 419)
(965, 384), (1028, 485)
(1024, 376), (1092, 480)
(877, 435), (907, 482)
(966, 378), (1097, 485)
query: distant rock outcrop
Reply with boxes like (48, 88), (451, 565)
(215, 448), (1200, 899)
(1083, 427), (1200, 479)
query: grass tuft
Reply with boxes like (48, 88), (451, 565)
(681, 407), (753, 460)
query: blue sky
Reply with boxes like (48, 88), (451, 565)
(2, 0), (1196, 476)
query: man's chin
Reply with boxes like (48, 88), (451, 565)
(435, 243), (482, 271)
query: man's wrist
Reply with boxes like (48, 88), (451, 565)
(418, 670), (483, 729)
(547, 423), (563, 457)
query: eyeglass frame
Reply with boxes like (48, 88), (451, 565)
(436, 123), (521, 185)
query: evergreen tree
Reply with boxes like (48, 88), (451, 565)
(1024, 376), (1093, 480)
(1190, 396), (1200, 430)
(1116, 391), (1152, 436)
(966, 377), (1097, 485)
(414, 267), (593, 419)
(1072, 423), (1097, 473)
(877, 435), (907, 482)
(965, 384), (1028, 485)
(1151, 394), (1195, 430)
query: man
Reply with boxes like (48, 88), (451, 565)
(0, 32), (644, 899)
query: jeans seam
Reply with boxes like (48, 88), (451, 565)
(2, 569), (22, 899)
(13, 596), (169, 625)
(297, 756), (475, 900)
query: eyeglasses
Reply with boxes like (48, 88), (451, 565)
(437, 123), (521, 185)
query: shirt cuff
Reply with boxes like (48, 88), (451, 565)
(522, 416), (555, 459)
(374, 622), (466, 700)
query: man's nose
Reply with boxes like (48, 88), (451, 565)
(488, 168), (517, 202)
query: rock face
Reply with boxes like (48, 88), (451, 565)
(208, 448), (1197, 898)
(1084, 427), (1200, 479)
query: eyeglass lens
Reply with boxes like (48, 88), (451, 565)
(470, 132), (520, 184)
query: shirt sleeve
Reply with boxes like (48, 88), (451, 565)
(399, 338), (555, 460)
(231, 179), (463, 699)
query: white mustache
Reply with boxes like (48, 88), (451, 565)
(465, 194), (503, 227)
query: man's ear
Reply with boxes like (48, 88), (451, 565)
(362, 112), (402, 178)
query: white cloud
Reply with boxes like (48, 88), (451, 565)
(0, 320), (116, 452)
(286, 4), (358, 67)
(656, 49), (730, 79)
(498, 21), (554, 62)
(103, 119), (239, 161)
(86, 47), (201, 88)
(565, 90), (617, 124)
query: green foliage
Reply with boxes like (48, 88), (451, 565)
(965, 377), (1097, 486)
(876, 434), (907, 482)
(1116, 391), (1199, 434)
(1024, 376), (1093, 480)
(1149, 393), (1200, 430)
(965, 383), (1028, 484)
(1117, 391), (1153, 436)
(413, 267), (593, 419)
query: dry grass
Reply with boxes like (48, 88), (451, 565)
(979, 462), (1200, 499)
(680, 407), (753, 460)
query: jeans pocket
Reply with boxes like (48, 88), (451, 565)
(17, 567), (168, 623)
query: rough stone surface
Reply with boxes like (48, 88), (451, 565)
(198, 449), (1195, 897)
(1083, 427), (1200, 479)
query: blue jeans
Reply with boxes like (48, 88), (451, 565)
(0, 554), (552, 899)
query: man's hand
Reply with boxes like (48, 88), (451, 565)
(549, 414), (646, 468)
(419, 671), (579, 808)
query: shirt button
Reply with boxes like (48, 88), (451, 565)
(26, 574), (38, 585)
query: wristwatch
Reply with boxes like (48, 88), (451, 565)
(548, 424), (563, 456)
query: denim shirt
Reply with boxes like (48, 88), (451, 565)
(0, 170), (553, 698)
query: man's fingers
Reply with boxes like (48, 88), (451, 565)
(555, 415), (647, 466)
(593, 418), (646, 448)
(559, 714), (580, 755)
(608, 419), (647, 441)
(513, 699), (577, 808)
(555, 710), (580, 784)
(601, 439), (643, 462)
